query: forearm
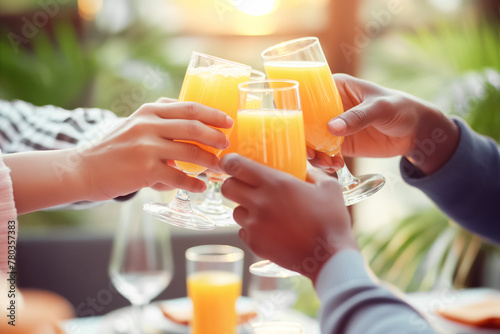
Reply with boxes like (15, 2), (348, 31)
(316, 250), (437, 334)
(3, 150), (88, 214)
(402, 118), (500, 244)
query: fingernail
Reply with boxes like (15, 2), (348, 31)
(329, 118), (347, 133)
(223, 137), (231, 149)
(226, 115), (233, 126)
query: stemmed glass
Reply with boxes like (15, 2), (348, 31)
(192, 69), (266, 227)
(143, 52), (252, 230)
(262, 37), (385, 206)
(109, 188), (174, 334)
(237, 79), (306, 277)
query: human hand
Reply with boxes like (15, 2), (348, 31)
(79, 100), (232, 201)
(220, 153), (358, 283)
(308, 74), (459, 175)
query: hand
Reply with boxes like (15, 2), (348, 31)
(79, 100), (232, 201)
(220, 153), (358, 283)
(308, 74), (459, 175)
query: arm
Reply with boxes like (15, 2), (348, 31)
(220, 154), (437, 334)
(0, 99), (119, 153)
(5, 101), (232, 214)
(313, 74), (499, 242)
(401, 118), (500, 244)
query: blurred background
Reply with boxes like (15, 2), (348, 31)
(1, 0), (499, 319)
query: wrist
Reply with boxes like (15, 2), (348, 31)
(405, 107), (459, 175)
(308, 231), (359, 284)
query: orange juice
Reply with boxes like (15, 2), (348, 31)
(187, 270), (242, 334)
(175, 66), (250, 174)
(264, 61), (344, 156)
(237, 109), (307, 180)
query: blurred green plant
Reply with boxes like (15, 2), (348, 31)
(359, 20), (500, 292)
(0, 21), (95, 108)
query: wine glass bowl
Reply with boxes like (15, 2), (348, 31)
(237, 79), (305, 277)
(144, 52), (252, 230)
(192, 69), (267, 227)
(109, 189), (174, 333)
(261, 37), (385, 206)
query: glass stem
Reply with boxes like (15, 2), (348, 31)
(204, 180), (223, 207)
(133, 303), (145, 334)
(336, 165), (360, 191)
(169, 189), (192, 213)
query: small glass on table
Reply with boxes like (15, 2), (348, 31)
(186, 245), (244, 334)
(144, 52), (252, 230)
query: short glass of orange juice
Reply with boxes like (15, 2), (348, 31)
(186, 245), (244, 334)
(144, 52), (252, 231)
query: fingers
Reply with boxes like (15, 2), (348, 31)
(157, 119), (230, 150)
(149, 163), (207, 193)
(220, 176), (256, 206)
(221, 153), (281, 187)
(156, 97), (177, 103)
(307, 150), (344, 171)
(160, 140), (221, 171)
(144, 102), (233, 129)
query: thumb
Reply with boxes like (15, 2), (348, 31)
(328, 106), (381, 137)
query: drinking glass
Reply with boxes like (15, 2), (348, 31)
(144, 52), (252, 230)
(109, 189), (174, 334)
(237, 79), (305, 277)
(193, 69), (266, 227)
(186, 245), (244, 334)
(262, 37), (385, 206)
(251, 322), (304, 334)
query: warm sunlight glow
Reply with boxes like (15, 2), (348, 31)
(78, 0), (102, 21)
(233, 0), (279, 16)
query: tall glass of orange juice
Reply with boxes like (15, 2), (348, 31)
(237, 79), (305, 278)
(144, 52), (251, 231)
(192, 69), (266, 227)
(186, 245), (244, 334)
(262, 37), (385, 206)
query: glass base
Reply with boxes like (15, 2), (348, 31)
(143, 202), (215, 231)
(342, 173), (385, 206)
(192, 201), (237, 227)
(250, 260), (301, 278)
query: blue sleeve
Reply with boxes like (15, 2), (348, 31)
(400, 118), (500, 245)
(316, 250), (437, 334)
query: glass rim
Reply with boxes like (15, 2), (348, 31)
(191, 51), (252, 70)
(261, 36), (319, 60)
(250, 69), (266, 80)
(238, 79), (299, 93)
(185, 245), (244, 263)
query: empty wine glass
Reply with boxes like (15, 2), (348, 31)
(192, 69), (266, 227)
(237, 79), (305, 278)
(109, 189), (174, 334)
(262, 37), (385, 206)
(144, 51), (252, 230)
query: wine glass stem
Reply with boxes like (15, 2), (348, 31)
(133, 303), (145, 334)
(169, 189), (192, 212)
(204, 180), (223, 207)
(336, 165), (360, 190)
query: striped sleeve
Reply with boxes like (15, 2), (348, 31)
(0, 99), (119, 153)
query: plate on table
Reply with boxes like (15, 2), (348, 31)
(407, 288), (500, 334)
(98, 296), (257, 334)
